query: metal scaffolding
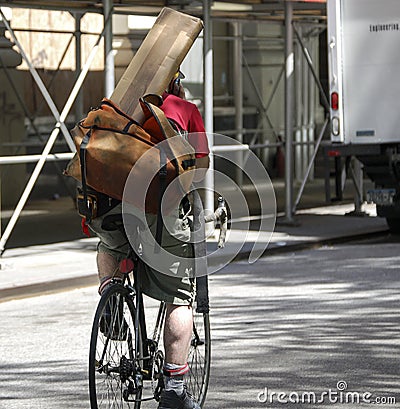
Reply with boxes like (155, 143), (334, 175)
(0, 0), (328, 253)
(0, 5), (113, 253)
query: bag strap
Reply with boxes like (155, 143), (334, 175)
(79, 128), (93, 224)
(140, 96), (179, 169)
(154, 147), (168, 251)
(140, 95), (179, 251)
(191, 189), (209, 313)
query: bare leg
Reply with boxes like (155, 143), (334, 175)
(97, 252), (124, 280)
(160, 304), (200, 407)
(164, 304), (193, 365)
(97, 252), (125, 294)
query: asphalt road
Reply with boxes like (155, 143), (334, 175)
(1, 234), (400, 408)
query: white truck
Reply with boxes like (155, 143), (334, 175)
(327, 0), (400, 231)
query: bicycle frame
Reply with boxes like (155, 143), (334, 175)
(117, 260), (166, 404)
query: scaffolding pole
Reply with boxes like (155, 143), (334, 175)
(203, 0), (214, 214)
(293, 115), (329, 213)
(0, 14), (109, 255)
(103, 0), (114, 98)
(284, 1), (294, 222)
(291, 23), (332, 211)
(232, 21), (243, 186)
(0, 153), (74, 165)
(74, 12), (84, 121)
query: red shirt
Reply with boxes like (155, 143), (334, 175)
(161, 93), (210, 158)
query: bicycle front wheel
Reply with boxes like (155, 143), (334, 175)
(89, 283), (142, 409)
(185, 305), (211, 408)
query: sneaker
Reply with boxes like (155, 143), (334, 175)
(99, 295), (129, 341)
(158, 390), (200, 409)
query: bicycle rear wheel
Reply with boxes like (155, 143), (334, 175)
(89, 283), (142, 409)
(185, 303), (211, 408)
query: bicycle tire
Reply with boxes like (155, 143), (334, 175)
(89, 283), (143, 409)
(186, 305), (211, 408)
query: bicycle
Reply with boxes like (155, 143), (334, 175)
(88, 197), (227, 408)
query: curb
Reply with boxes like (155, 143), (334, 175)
(0, 226), (389, 303)
(0, 274), (98, 304)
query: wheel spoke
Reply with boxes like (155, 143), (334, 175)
(185, 306), (211, 407)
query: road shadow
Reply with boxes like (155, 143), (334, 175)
(0, 360), (90, 408)
(208, 240), (400, 408)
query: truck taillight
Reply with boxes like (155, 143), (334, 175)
(331, 92), (339, 110)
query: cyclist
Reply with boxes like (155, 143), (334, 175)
(84, 70), (209, 409)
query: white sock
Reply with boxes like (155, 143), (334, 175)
(163, 363), (189, 396)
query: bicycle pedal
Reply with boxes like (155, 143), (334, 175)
(141, 368), (152, 380)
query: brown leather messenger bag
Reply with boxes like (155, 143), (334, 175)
(64, 94), (196, 244)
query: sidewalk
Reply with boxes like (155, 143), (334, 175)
(0, 202), (388, 303)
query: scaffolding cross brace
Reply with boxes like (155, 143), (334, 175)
(0, 10), (112, 254)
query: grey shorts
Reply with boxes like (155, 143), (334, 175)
(88, 202), (195, 306)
